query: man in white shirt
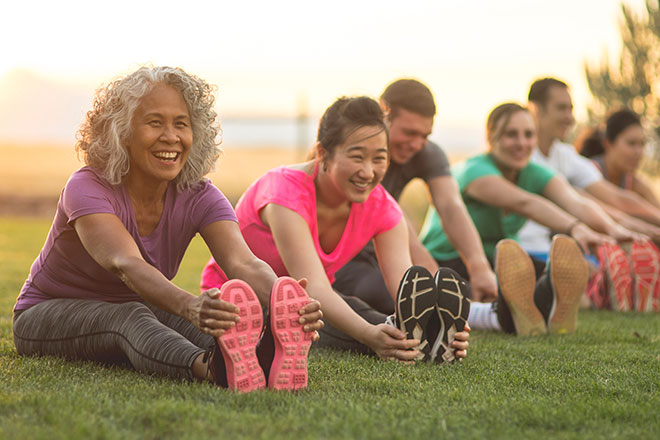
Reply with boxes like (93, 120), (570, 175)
(519, 77), (660, 257)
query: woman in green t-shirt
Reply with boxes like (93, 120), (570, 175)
(420, 103), (634, 336)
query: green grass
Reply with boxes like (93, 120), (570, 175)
(1, 217), (659, 439)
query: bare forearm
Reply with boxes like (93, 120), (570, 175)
(112, 256), (194, 317)
(223, 258), (277, 307)
(517, 197), (576, 233)
(306, 281), (373, 344)
(441, 203), (490, 275)
(597, 187), (660, 225)
(562, 198), (620, 236)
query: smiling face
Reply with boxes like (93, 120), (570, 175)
(126, 83), (193, 187)
(489, 110), (536, 174)
(386, 108), (433, 165)
(607, 123), (645, 174)
(536, 85), (575, 141)
(320, 125), (389, 204)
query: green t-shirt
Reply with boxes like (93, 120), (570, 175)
(420, 153), (556, 261)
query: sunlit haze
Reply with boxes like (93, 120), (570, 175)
(0, 0), (647, 153)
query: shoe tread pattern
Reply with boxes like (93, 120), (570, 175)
(599, 243), (633, 311)
(269, 277), (312, 390)
(548, 235), (588, 334)
(434, 268), (471, 363)
(631, 240), (660, 312)
(495, 240), (546, 336)
(395, 267), (437, 361)
(217, 280), (266, 392)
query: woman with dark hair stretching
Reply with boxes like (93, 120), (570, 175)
(577, 109), (660, 312)
(12, 66), (324, 393)
(202, 96), (471, 364)
(421, 103), (631, 335)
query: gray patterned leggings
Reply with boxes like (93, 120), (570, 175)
(13, 299), (212, 380)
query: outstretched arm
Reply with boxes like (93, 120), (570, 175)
(427, 175), (497, 302)
(261, 203), (419, 361)
(202, 220), (322, 338)
(581, 190), (660, 240)
(542, 176), (637, 242)
(465, 175), (612, 252)
(585, 179), (660, 225)
(74, 213), (240, 338)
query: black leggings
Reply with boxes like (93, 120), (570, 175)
(13, 299), (275, 382)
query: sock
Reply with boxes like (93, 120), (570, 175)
(467, 301), (502, 331)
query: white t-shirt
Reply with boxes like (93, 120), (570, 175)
(518, 140), (603, 253)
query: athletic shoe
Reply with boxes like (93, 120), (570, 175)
(598, 242), (633, 311)
(433, 267), (471, 363)
(268, 277), (313, 390)
(395, 266), (438, 362)
(216, 279), (266, 392)
(546, 234), (589, 334)
(630, 239), (660, 312)
(495, 239), (546, 336)
(586, 268), (608, 310)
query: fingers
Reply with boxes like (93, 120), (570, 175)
(298, 300), (324, 333)
(379, 323), (407, 340)
(451, 338), (469, 351)
(454, 349), (467, 360)
(394, 348), (419, 361)
(296, 278), (308, 289)
(298, 299), (321, 315)
(201, 287), (221, 299)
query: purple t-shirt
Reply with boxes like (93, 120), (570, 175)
(14, 166), (237, 311)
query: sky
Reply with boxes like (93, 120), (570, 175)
(0, 0), (648, 151)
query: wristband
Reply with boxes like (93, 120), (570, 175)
(566, 220), (581, 235)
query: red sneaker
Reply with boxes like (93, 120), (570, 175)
(598, 243), (633, 311)
(630, 239), (660, 312)
(217, 280), (266, 392)
(268, 277), (313, 390)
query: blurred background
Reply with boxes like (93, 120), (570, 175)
(0, 0), (656, 221)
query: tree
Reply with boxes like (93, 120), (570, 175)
(585, 0), (660, 173)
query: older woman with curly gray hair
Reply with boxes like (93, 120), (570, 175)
(12, 66), (323, 392)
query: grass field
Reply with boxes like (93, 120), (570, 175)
(1, 218), (660, 439)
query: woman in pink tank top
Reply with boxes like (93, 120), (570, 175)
(203, 97), (471, 364)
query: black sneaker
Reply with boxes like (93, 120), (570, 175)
(495, 239), (547, 336)
(395, 266), (438, 362)
(545, 234), (588, 334)
(432, 267), (471, 363)
(492, 295), (516, 334)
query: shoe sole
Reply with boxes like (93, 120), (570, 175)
(495, 239), (546, 336)
(631, 240), (660, 312)
(599, 243), (633, 311)
(269, 277), (313, 390)
(548, 235), (589, 334)
(217, 280), (266, 392)
(396, 266), (437, 361)
(433, 268), (471, 363)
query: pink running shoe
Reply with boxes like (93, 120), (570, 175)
(598, 243), (633, 311)
(269, 277), (313, 391)
(630, 239), (660, 312)
(217, 280), (266, 392)
(586, 269), (608, 310)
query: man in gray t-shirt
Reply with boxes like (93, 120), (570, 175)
(333, 79), (497, 312)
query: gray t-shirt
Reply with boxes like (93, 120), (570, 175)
(381, 141), (451, 199)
